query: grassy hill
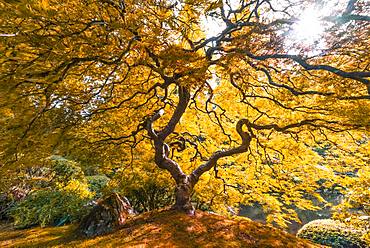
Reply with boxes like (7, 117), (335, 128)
(0, 209), (323, 247)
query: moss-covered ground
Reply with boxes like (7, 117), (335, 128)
(0, 209), (324, 247)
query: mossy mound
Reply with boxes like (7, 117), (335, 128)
(0, 209), (322, 247)
(297, 219), (368, 248)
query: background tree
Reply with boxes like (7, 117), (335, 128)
(0, 0), (369, 224)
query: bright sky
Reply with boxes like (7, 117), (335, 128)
(201, 0), (239, 38)
(200, 0), (351, 88)
(202, 0), (350, 53)
(286, 0), (348, 53)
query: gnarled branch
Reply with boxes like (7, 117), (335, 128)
(190, 119), (253, 184)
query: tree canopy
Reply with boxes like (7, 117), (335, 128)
(0, 0), (369, 226)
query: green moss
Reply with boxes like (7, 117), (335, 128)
(1, 209), (321, 247)
(297, 219), (368, 248)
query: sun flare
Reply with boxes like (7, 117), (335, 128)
(286, 1), (348, 52)
(291, 7), (325, 44)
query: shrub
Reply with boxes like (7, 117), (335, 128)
(10, 188), (91, 228)
(10, 157), (94, 228)
(297, 219), (368, 248)
(50, 156), (86, 187)
(124, 179), (174, 213)
(0, 193), (13, 220)
(332, 167), (370, 232)
(86, 175), (110, 199)
(111, 165), (174, 213)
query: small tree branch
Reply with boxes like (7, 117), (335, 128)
(324, 14), (370, 23)
(228, 49), (370, 86)
(190, 119), (253, 183)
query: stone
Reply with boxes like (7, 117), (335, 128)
(78, 193), (134, 237)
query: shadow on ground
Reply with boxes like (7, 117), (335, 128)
(0, 210), (323, 248)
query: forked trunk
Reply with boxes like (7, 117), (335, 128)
(173, 178), (194, 215)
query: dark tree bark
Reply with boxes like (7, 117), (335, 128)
(145, 86), (196, 214)
(172, 175), (195, 214)
(145, 85), (253, 214)
(78, 193), (134, 237)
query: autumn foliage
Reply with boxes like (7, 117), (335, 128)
(0, 0), (369, 227)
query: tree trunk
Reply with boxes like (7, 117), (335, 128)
(172, 177), (194, 215)
(78, 193), (134, 237)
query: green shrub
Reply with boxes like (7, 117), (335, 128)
(124, 179), (174, 213)
(86, 175), (110, 199)
(50, 156), (86, 187)
(0, 193), (14, 220)
(111, 165), (174, 213)
(297, 219), (368, 248)
(10, 157), (94, 228)
(10, 189), (91, 228)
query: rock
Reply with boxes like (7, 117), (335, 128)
(78, 193), (134, 237)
